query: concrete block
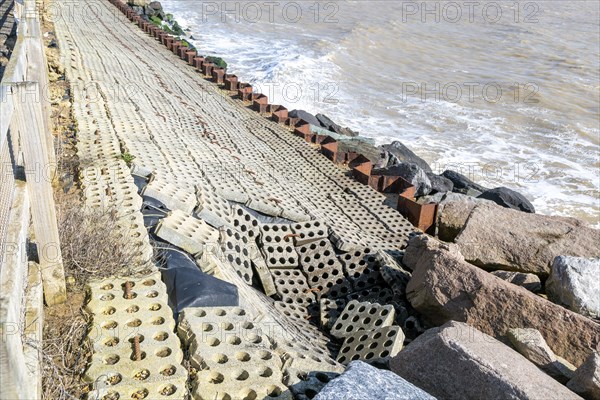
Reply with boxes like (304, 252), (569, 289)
(319, 298), (347, 330)
(376, 250), (411, 298)
(340, 248), (384, 291)
(85, 274), (187, 399)
(220, 227), (256, 285)
(194, 182), (233, 229)
(231, 205), (260, 240)
(297, 239), (352, 299)
(259, 224), (300, 268)
(155, 209), (218, 256)
(329, 225), (366, 252)
(178, 307), (291, 400)
(271, 269), (317, 307)
(142, 178), (196, 214)
(336, 325), (404, 365)
(330, 300), (395, 339)
(291, 220), (328, 246)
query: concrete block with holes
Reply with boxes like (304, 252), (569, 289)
(271, 269), (317, 307)
(336, 325), (405, 366)
(319, 298), (347, 330)
(220, 227), (256, 285)
(330, 300), (395, 339)
(142, 178), (196, 214)
(329, 224), (367, 252)
(339, 248), (385, 291)
(85, 274), (188, 400)
(177, 306), (291, 400)
(155, 209), (218, 256)
(194, 182), (233, 228)
(291, 220), (329, 246)
(297, 239), (352, 299)
(259, 224), (300, 268)
(231, 204), (261, 239)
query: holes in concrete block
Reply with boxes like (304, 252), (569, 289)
(128, 335), (145, 344)
(126, 305), (139, 313)
(100, 294), (115, 301)
(151, 317), (165, 325)
(103, 354), (120, 365)
(130, 388), (148, 399)
(149, 304), (161, 311)
(155, 347), (172, 357)
(127, 319), (142, 327)
(240, 390), (257, 400)
(104, 337), (119, 347)
(266, 386), (282, 397)
(101, 284), (114, 290)
(102, 307), (116, 315)
(160, 365), (177, 376)
(102, 321), (118, 330)
(258, 350), (273, 360)
(130, 351), (147, 361)
(154, 332), (169, 342)
(214, 353), (229, 364)
(146, 291), (158, 298)
(202, 323), (214, 332)
(159, 384), (177, 396)
(234, 370), (250, 381)
(214, 308), (226, 316)
(195, 310), (207, 317)
(227, 336), (242, 345)
(208, 372), (225, 384)
(101, 391), (120, 400)
(208, 337), (221, 347)
(133, 369), (150, 381)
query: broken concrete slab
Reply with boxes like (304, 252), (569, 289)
(336, 325), (404, 365)
(330, 300), (395, 339)
(391, 321), (583, 400)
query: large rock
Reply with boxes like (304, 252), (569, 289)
(442, 169), (487, 195)
(491, 271), (541, 293)
(391, 321), (582, 400)
(454, 203), (600, 276)
(477, 187), (535, 213)
(405, 235), (599, 365)
(289, 109), (321, 128)
(315, 360), (435, 400)
(508, 328), (575, 383)
(337, 139), (388, 168)
(373, 162), (432, 197)
(436, 195), (478, 242)
(547, 256), (600, 319)
(426, 173), (453, 194)
(315, 113), (358, 137)
(381, 141), (431, 172)
(568, 352), (600, 400)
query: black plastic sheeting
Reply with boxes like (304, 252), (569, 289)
(132, 172), (239, 317)
(159, 248), (239, 317)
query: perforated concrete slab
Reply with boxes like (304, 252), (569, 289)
(319, 298), (347, 331)
(271, 268), (316, 307)
(194, 182), (233, 228)
(155, 209), (219, 256)
(220, 227), (256, 285)
(231, 205), (260, 240)
(339, 248), (385, 291)
(330, 300), (395, 339)
(85, 274), (187, 399)
(336, 325), (405, 365)
(259, 224), (300, 268)
(178, 306), (291, 400)
(142, 178), (197, 214)
(296, 239), (352, 299)
(291, 220), (329, 246)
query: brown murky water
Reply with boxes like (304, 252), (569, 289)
(163, 0), (599, 225)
